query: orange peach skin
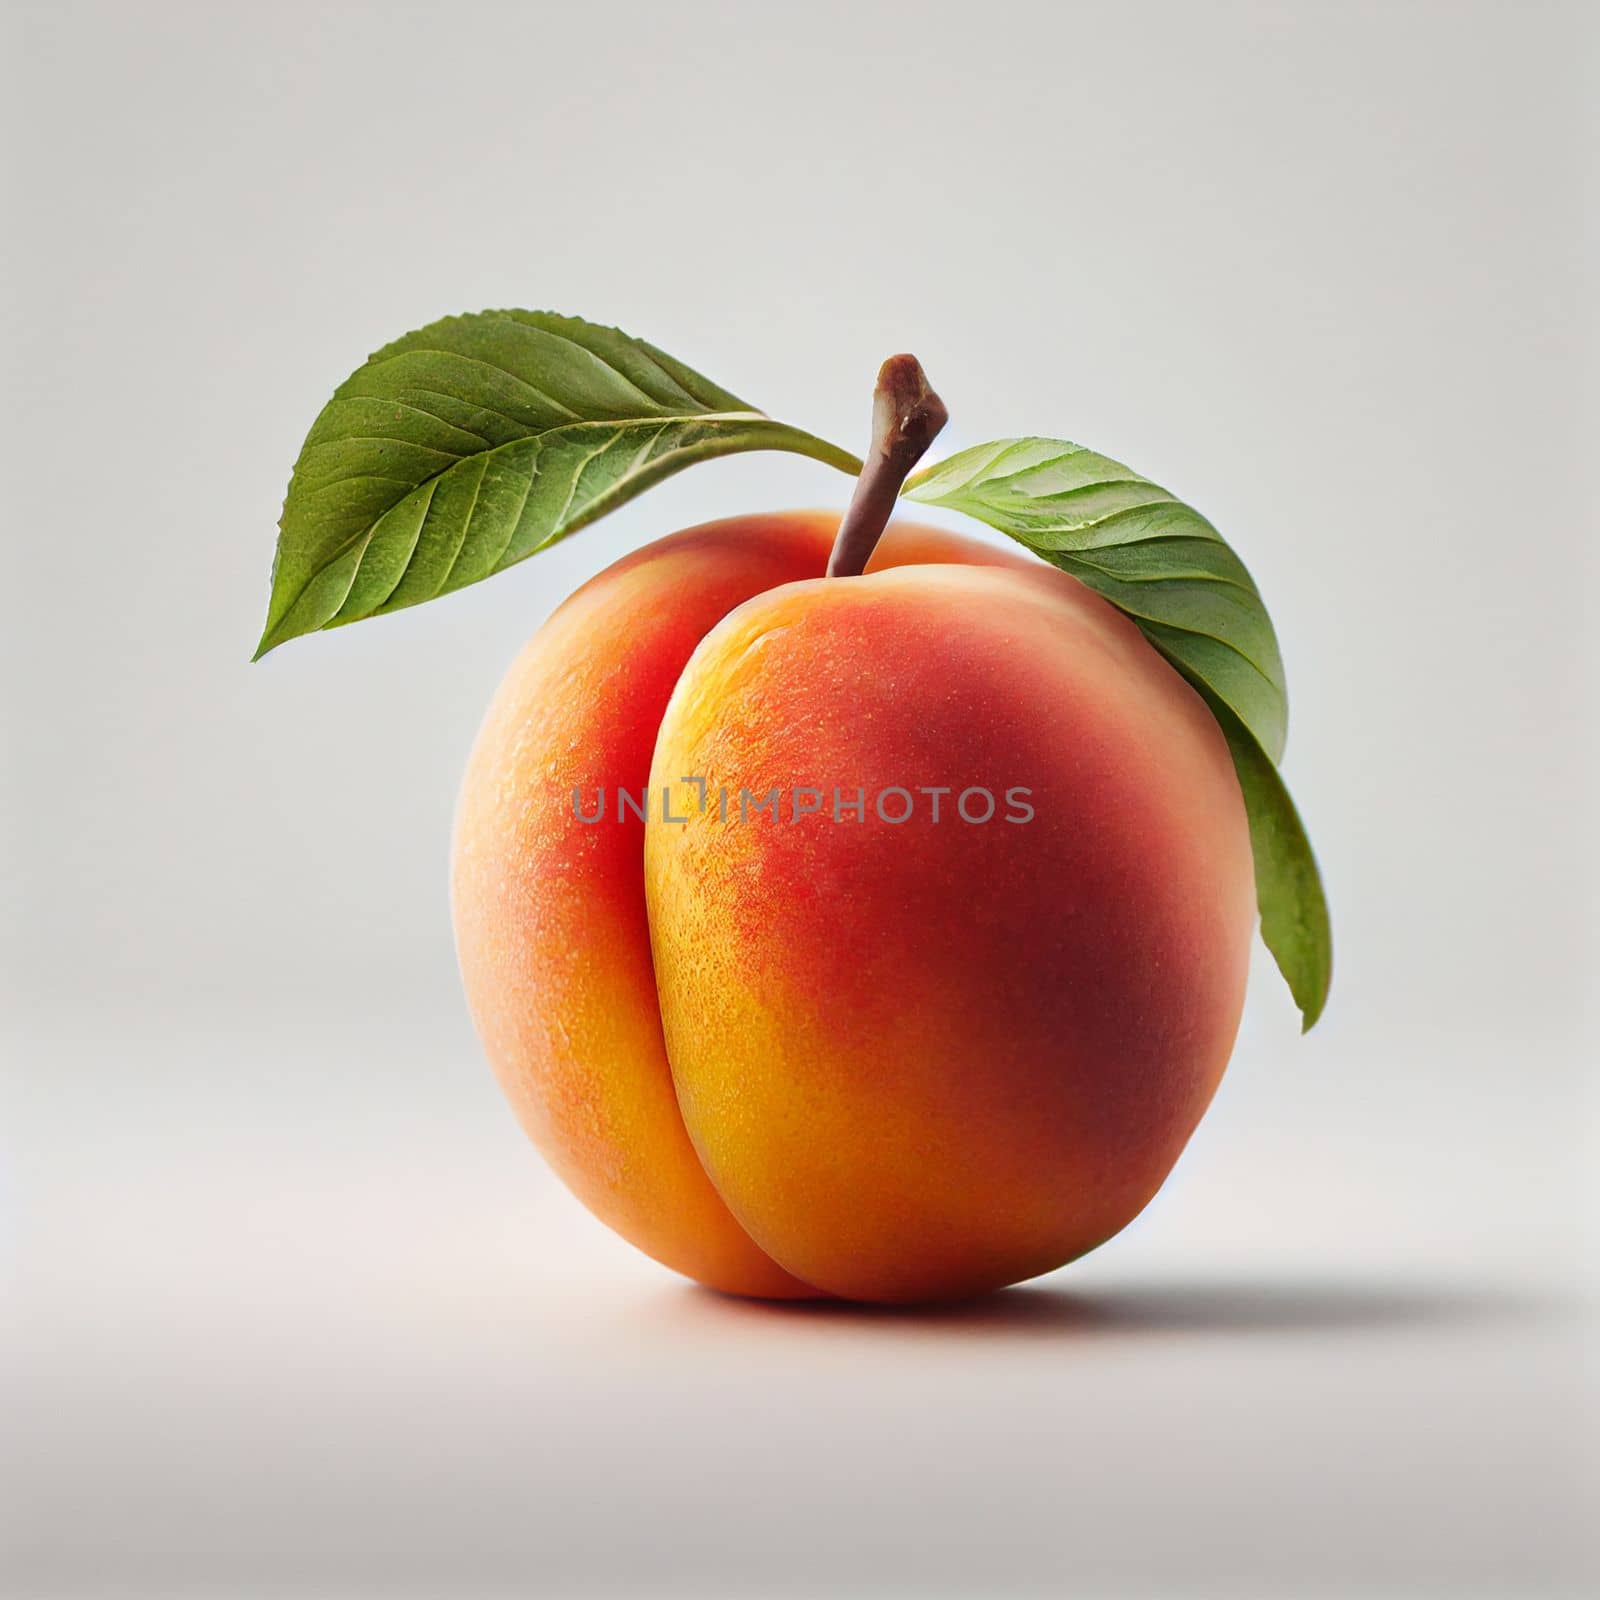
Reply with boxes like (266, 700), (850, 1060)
(645, 556), (1255, 1302)
(452, 513), (825, 1297)
(454, 510), (1253, 1302)
(451, 511), (1019, 1296)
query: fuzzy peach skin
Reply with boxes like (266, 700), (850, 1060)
(451, 511), (1027, 1296)
(645, 559), (1255, 1303)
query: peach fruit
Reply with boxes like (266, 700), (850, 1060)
(451, 502), (1253, 1302)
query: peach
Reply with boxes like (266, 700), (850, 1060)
(452, 510), (1253, 1302)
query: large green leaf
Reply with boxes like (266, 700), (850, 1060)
(255, 310), (861, 656)
(906, 437), (1330, 1028)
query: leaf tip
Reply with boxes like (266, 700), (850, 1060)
(1296, 964), (1332, 1033)
(251, 609), (297, 661)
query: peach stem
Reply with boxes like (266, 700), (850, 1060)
(825, 355), (949, 578)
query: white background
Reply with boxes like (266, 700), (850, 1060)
(3, 2), (1595, 1595)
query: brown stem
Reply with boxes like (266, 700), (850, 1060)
(825, 354), (948, 577)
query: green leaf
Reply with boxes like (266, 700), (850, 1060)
(256, 310), (862, 656)
(905, 438), (1287, 762)
(905, 436), (1331, 1028)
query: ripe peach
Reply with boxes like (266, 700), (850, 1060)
(451, 510), (1253, 1302)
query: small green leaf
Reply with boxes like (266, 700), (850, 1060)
(256, 310), (862, 656)
(906, 436), (1331, 1028)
